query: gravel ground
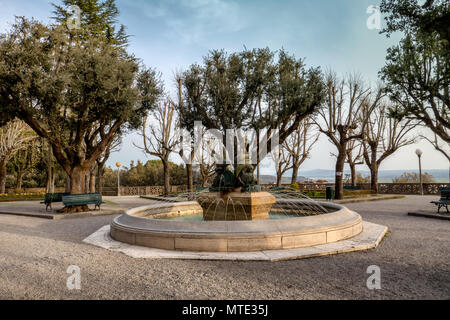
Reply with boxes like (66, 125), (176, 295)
(0, 195), (448, 300)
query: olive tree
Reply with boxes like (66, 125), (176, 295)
(0, 19), (162, 198)
(177, 49), (325, 177)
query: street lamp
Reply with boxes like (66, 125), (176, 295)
(116, 162), (122, 197)
(415, 149), (423, 196)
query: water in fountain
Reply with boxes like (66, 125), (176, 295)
(141, 187), (331, 221)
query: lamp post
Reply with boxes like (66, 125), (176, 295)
(116, 162), (121, 197)
(415, 149), (423, 196)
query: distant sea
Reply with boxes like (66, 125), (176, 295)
(261, 169), (450, 184)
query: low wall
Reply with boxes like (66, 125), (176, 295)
(378, 183), (450, 195)
(102, 185), (188, 196)
(9, 183), (449, 196)
(261, 183), (450, 195)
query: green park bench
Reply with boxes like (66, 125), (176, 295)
(431, 188), (450, 213)
(62, 193), (104, 211)
(41, 193), (70, 211)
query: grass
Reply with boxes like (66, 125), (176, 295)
(0, 194), (45, 202)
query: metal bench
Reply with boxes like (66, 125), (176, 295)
(62, 193), (103, 211)
(41, 193), (70, 211)
(431, 188), (450, 213)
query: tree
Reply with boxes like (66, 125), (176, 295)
(345, 140), (364, 187)
(0, 19), (162, 201)
(284, 118), (318, 185)
(392, 172), (435, 183)
(9, 140), (39, 191)
(96, 135), (121, 194)
(314, 72), (378, 199)
(52, 0), (128, 46)
(175, 75), (195, 192)
(193, 127), (216, 187)
(177, 49), (325, 179)
(139, 100), (178, 196)
(272, 142), (292, 187)
(420, 132), (450, 162)
(380, 1), (449, 144)
(360, 100), (416, 193)
(380, 0), (450, 45)
(344, 173), (370, 185)
(0, 120), (35, 193)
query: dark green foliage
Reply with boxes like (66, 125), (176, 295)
(380, 0), (450, 44)
(102, 160), (187, 187)
(178, 48), (325, 157)
(52, 0), (129, 46)
(0, 18), (163, 193)
(380, 1), (449, 143)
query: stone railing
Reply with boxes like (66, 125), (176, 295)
(7, 183), (449, 196)
(102, 185), (188, 196)
(378, 183), (450, 195)
(262, 183), (450, 195)
(260, 183), (333, 191)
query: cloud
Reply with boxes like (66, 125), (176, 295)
(124, 0), (247, 44)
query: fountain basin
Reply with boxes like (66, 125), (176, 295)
(110, 200), (363, 252)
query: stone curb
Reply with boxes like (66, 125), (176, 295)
(408, 211), (450, 221)
(83, 221), (388, 261)
(334, 195), (405, 204)
(0, 209), (123, 220)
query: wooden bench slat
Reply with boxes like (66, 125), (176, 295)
(62, 193), (103, 210)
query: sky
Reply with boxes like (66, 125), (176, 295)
(0, 0), (448, 174)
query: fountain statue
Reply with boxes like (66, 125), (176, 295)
(199, 163), (276, 221)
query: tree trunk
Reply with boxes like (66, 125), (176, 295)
(65, 175), (71, 193)
(186, 163), (193, 192)
(46, 141), (55, 194)
(257, 163), (260, 185)
(202, 174), (208, 188)
(16, 171), (24, 191)
(291, 165), (299, 185)
(85, 171), (90, 194)
(276, 171), (282, 187)
(163, 159), (170, 196)
(199, 164), (206, 187)
(0, 159), (7, 194)
(370, 163), (379, 193)
(335, 151), (346, 200)
(370, 146), (379, 193)
(89, 169), (96, 193)
(350, 163), (357, 187)
(70, 166), (87, 195)
(97, 163), (104, 195)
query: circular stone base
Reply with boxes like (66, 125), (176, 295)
(110, 201), (363, 252)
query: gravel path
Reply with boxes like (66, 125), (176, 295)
(0, 195), (448, 300)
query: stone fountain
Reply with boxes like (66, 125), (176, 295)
(109, 163), (371, 253)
